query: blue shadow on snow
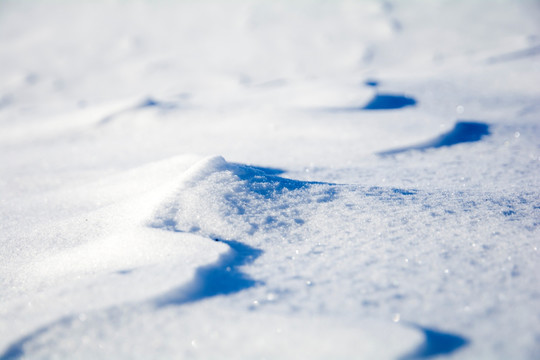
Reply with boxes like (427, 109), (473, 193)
(136, 96), (178, 110)
(364, 79), (380, 87)
(487, 44), (540, 64)
(154, 240), (263, 307)
(230, 163), (332, 199)
(362, 94), (417, 110)
(400, 326), (470, 359)
(324, 93), (417, 112)
(379, 121), (490, 156)
(0, 319), (70, 360)
(99, 96), (180, 125)
(234, 163), (286, 176)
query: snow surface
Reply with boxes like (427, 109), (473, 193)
(1, 0), (540, 359)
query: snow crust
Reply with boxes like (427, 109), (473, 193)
(1, 0), (539, 359)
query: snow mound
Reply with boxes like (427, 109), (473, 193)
(150, 155), (335, 242)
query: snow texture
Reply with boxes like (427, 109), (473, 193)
(1, 0), (540, 359)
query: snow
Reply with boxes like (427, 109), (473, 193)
(1, 0), (540, 359)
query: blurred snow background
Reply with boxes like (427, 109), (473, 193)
(0, 0), (539, 359)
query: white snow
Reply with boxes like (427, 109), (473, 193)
(1, 0), (539, 359)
